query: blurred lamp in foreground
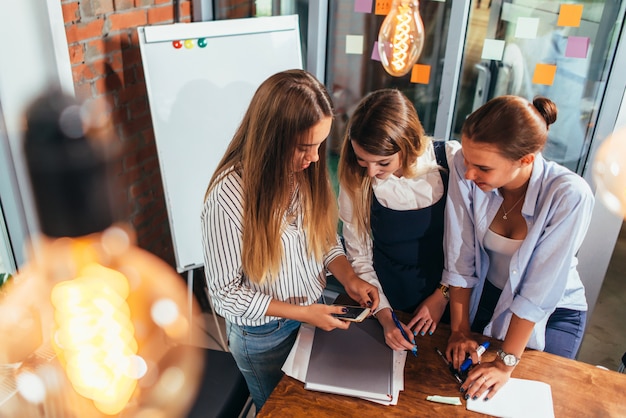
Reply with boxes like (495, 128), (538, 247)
(378, 0), (425, 77)
(592, 127), (626, 218)
(0, 91), (203, 417)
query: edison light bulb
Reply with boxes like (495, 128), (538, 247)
(0, 90), (204, 417)
(593, 127), (626, 218)
(378, 0), (425, 77)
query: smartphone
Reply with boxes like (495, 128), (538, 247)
(331, 306), (371, 322)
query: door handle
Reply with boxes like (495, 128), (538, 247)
(472, 62), (492, 111)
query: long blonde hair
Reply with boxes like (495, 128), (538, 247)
(205, 70), (337, 283)
(338, 89), (429, 242)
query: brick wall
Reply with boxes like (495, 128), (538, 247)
(61, 0), (193, 266)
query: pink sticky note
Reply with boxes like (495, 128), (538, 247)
(565, 36), (590, 59)
(371, 41), (381, 61)
(354, 0), (373, 13)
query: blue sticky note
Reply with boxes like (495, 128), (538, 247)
(346, 35), (364, 55)
(514, 17), (539, 39)
(481, 39), (505, 61)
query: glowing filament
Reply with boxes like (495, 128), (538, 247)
(51, 263), (141, 415)
(391, 3), (412, 73)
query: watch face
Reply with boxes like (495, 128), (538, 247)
(503, 354), (517, 366)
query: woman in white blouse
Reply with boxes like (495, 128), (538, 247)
(201, 70), (379, 412)
(338, 89), (460, 353)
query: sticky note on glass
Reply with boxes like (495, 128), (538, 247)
(565, 36), (590, 58)
(346, 35), (364, 55)
(371, 41), (381, 61)
(481, 39), (505, 61)
(557, 4), (584, 27)
(410, 64), (430, 84)
(514, 17), (539, 39)
(375, 0), (391, 15)
(354, 0), (372, 13)
(500, 2), (513, 22)
(532, 63), (557, 85)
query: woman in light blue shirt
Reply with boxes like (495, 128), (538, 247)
(443, 96), (594, 401)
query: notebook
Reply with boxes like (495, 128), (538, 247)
(304, 318), (393, 401)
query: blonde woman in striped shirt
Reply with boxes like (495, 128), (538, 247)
(201, 70), (380, 412)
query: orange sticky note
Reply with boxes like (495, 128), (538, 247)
(557, 4), (584, 27)
(532, 63), (557, 85)
(375, 0), (391, 15)
(410, 64), (430, 84)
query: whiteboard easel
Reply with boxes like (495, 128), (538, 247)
(138, 16), (303, 343)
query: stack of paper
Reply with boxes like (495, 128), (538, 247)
(304, 318), (393, 401)
(282, 319), (406, 405)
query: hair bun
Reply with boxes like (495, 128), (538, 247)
(532, 96), (557, 127)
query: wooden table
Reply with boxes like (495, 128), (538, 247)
(258, 317), (626, 417)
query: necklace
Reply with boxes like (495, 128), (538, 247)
(501, 195), (524, 220)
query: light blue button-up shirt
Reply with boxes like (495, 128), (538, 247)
(442, 151), (594, 350)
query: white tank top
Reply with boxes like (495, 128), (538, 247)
(484, 229), (523, 290)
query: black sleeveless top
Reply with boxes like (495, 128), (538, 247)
(371, 141), (449, 313)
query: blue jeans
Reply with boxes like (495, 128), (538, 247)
(544, 308), (587, 359)
(226, 318), (301, 412)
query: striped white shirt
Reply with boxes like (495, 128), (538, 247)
(200, 170), (345, 326)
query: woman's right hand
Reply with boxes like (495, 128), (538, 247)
(375, 308), (417, 352)
(302, 303), (352, 331)
(446, 330), (478, 370)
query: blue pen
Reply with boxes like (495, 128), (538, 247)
(460, 341), (490, 372)
(391, 311), (417, 357)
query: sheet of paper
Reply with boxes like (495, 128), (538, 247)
(466, 377), (555, 418)
(282, 323), (406, 405)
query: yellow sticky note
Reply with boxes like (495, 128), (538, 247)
(557, 4), (584, 27)
(346, 35), (364, 55)
(532, 63), (557, 85)
(514, 17), (539, 39)
(375, 0), (391, 15)
(481, 39), (505, 61)
(410, 64), (430, 84)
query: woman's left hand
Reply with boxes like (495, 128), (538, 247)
(460, 360), (513, 402)
(406, 291), (448, 336)
(343, 276), (380, 312)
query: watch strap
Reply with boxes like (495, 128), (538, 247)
(438, 284), (449, 300)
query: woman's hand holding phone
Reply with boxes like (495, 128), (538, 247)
(331, 305), (371, 322)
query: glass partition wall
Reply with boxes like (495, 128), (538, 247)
(452, 0), (625, 172)
(203, 0), (626, 174)
(325, 0), (625, 175)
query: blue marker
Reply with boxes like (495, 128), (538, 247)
(460, 341), (490, 372)
(391, 311), (417, 357)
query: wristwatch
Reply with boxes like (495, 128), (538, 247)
(438, 284), (449, 300)
(497, 349), (520, 367)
